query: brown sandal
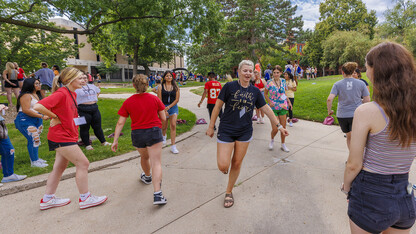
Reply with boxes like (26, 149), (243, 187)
(224, 193), (234, 208)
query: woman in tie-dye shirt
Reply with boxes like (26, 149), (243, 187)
(265, 65), (292, 152)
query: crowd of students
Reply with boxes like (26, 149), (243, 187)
(1, 42), (416, 234)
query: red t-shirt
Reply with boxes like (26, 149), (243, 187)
(38, 87), (79, 142)
(255, 80), (264, 89)
(118, 93), (165, 130)
(204, 80), (222, 104)
(17, 68), (25, 79)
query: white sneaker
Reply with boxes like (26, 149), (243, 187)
(79, 194), (108, 209)
(256, 118), (261, 124)
(31, 160), (48, 168)
(101, 142), (111, 146)
(86, 145), (94, 150)
(38, 158), (47, 163)
(162, 135), (167, 145)
(268, 140), (274, 150)
(40, 196), (71, 210)
(260, 118), (265, 124)
(1, 174), (27, 183)
(281, 144), (290, 152)
(170, 145), (179, 154)
(289, 122), (293, 127)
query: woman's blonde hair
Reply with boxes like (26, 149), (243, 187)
(5, 62), (15, 76)
(133, 74), (148, 93)
(52, 67), (82, 92)
(238, 60), (254, 70)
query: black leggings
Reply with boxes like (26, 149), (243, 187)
(288, 98), (295, 119)
(78, 103), (106, 145)
(207, 104), (223, 120)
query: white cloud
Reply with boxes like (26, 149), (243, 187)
(293, 0), (395, 30)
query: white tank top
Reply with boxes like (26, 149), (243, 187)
(18, 94), (39, 112)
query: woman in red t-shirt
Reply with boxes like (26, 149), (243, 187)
(253, 70), (266, 124)
(34, 67), (107, 210)
(112, 74), (168, 205)
(14, 62), (27, 88)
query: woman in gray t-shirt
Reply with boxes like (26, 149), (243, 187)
(75, 73), (111, 150)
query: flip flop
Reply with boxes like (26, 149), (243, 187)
(224, 193), (234, 208)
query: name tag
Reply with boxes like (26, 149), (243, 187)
(74, 116), (87, 126)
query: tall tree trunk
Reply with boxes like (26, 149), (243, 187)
(133, 43), (139, 76)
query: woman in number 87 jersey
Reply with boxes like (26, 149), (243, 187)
(198, 72), (222, 129)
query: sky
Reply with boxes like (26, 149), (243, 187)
(293, 0), (396, 30)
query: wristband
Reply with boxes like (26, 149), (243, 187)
(277, 124), (283, 130)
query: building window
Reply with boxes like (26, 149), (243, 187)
(73, 28), (79, 59)
(96, 54), (100, 62)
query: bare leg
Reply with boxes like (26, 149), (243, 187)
(5, 87), (12, 105)
(162, 118), (168, 137)
(12, 88), (20, 100)
(226, 141), (250, 194)
(270, 115), (279, 140)
(169, 114), (178, 145)
(382, 227), (411, 234)
(54, 145), (90, 194)
(217, 142), (235, 174)
(45, 151), (69, 194)
(279, 114), (287, 143)
(148, 142), (163, 192)
(137, 148), (150, 176)
(346, 132), (352, 150)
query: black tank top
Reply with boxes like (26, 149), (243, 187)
(161, 84), (176, 105)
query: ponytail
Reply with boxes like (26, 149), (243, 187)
(52, 75), (61, 93)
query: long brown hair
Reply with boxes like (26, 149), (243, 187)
(366, 42), (416, 147)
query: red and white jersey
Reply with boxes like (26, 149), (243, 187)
(204, 80), (222, 104)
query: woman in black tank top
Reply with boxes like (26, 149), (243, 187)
(157, 71), (180, 154)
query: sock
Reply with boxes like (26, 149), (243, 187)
(80, 192), (91, 201)
(154, 191), (162, 195)
(43, 194), (55, 202)
(163, 135), (167, 140)
(281, 143), (286, 147)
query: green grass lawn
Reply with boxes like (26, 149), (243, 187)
(2, 98), (195, 179)
(191, 75), (373, 124)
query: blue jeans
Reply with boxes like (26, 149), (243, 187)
(0, 136), (15, 177)
(14, 112), (43, 162)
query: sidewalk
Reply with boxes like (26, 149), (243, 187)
(1, 87), (416, 233)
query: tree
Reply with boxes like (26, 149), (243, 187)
(304, 0), (377, 69)
(321, 31), (377, 69)
(187, 0), (303, 75)
(0, 2), (79, 72)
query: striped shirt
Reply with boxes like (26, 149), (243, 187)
(363, 102), (416, 174)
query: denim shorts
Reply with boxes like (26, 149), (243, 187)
(166, 104), (179, 118)
(48, 140), (77, 151)
(131, 127), (163, 148)
(217, 128), (253, 143)
(348, 170), (416, 233)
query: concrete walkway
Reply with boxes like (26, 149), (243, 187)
(1, 87), (416, 233)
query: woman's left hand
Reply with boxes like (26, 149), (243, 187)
(50, 117), (61, 127)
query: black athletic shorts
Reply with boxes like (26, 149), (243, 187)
(4, 80), (19, 88)
(337, 117), (353, 133)
(48, 140), (77, 151)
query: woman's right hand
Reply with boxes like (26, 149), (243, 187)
(206, 127), (214, 138)
(50, 117), (61, 127)
(111, 141), (118, 152)
(269, 102), (275, 108)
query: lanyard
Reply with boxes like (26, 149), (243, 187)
(65, 87), (79, 117)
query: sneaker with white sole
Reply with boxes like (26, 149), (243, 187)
(153, 192), (167, 205)
(31, 160), (48, 168)
(260, 118), (265, 124)
(281, 144), (290, 152)
(101, 142), (111, 146)
(85, 145), (94, 150)
(289, 122), (293, 127)
(38, 158), (47, 163)
(162, 135), (167, 145)
(1, 174), (27, 183)
(140, 172), (152, 185)
(40, 196), (71, 210)
(79, 194), (108, 209)
(170, 145), (179, 154)
(268, 140), (274, 150)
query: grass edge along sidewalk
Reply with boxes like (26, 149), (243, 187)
(190, 75), (373, 124)
(1, 98), (196, 180)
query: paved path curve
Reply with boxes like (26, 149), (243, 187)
(2, 87), (416, 233)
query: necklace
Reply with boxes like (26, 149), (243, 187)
(273, 78), (281, 89)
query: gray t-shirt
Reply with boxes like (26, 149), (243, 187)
(75, 84), (100, 105)
(330, 78), (370, 118)
(35, 68), (55, 87)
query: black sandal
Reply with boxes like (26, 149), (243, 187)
(224, 193), (234, 208)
